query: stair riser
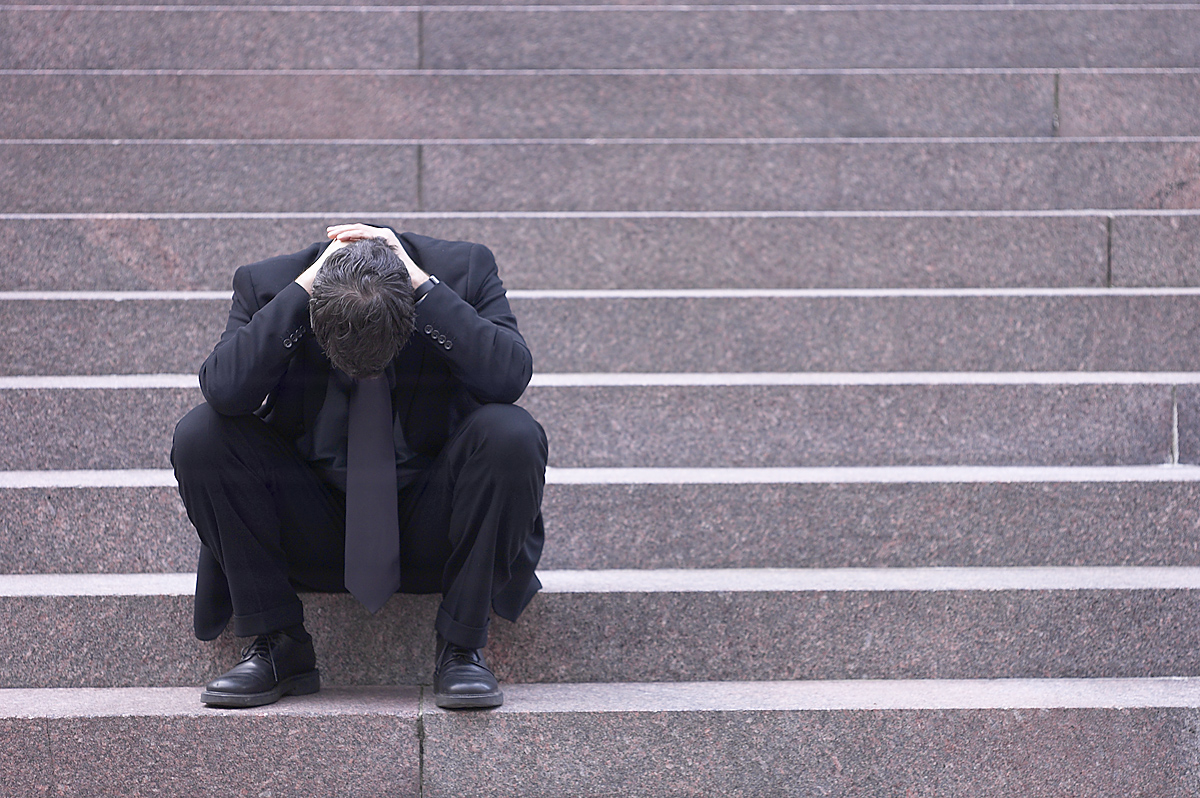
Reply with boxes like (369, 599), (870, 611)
(424, 705), (1200, 798)
(0, 385), (1173, 469)
(0, 215), (1122, 291)
(1, 8), (418, 70)
(7, 215), (1195, 290)
(3, 588), (1200, 687)
(5, 691), (1193, 798)
(9, 294), (1200, 375)
(6, 8), (1199, 69)
(9, 481), (1200, 574)
(4, 141), (1200, 213)
(423, 8), (1200, 70)
(14, 73), (1195, 140)
(1, 73), (1062, 139)
(1061, 73), (1200, 136)
(4, 695), (419, 798)
(3, 0), (1186, 6)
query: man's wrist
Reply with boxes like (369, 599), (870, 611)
(413, 274), (439, 303)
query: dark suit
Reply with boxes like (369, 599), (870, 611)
(172, 232), (547, 648)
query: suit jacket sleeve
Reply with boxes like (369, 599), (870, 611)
(198, 259), (315, 416)
(413, 243), (533, 403)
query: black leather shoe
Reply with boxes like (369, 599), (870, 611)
(201, 632), (320, 708)
(433, 636), (503, 709)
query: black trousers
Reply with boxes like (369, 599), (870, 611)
(171, 402), (547, 649)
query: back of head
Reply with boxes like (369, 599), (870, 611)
(309, 237), (416, 378)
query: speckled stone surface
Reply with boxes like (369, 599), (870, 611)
(1176, 385), (1200, 465)
(0, 215), (1110, 291)
(1, 384), (1173, 469)
(0, 142), (418, 214)
(0, 8), (418, 69)
(6, 0), (1192, 5)
(14, 292), (1200, 375)
(8, 480), (1200, 576)
(485, 588), (1200, 683)
(0, 73), (1054, 139)
(538, 482), (1200, 570)
(1111, 215), (1200, 286)
(1, 486), (195, 574)
(0, 592), (438, 687)
(512, 294), (1200, 373)
(424, 703), (1200, 797)
(422, 8), (1200, 69)
(4, 141), (1199, 214)
(0, 218), (330, 291)
(0, 387), (200, 469)
(6, 587), (1200, 687)
(0, 687), (419, 798)
(420, 141), (1200, 212)
(518, 384), (1173, 468)
(8, 481), (1200, 575)
(0, 717), (51, 797)
(0, 301), (224, 375)
(1060, 73), (1200, 136)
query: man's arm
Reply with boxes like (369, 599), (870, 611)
(198, 243), (339, 415)
(412, 242), (532, 403)
(325, 224), (533, 403)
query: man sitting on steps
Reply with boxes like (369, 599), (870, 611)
(171, 223), (547, 710)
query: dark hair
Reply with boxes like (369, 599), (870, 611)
(309, 237), (415, 377)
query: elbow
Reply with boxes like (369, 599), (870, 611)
(477, 347), (533, 404)
(502, 345), (534, 401)
(498, 366), (533, 404)
(198, 365), (255, 416)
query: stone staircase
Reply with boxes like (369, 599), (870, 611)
(4, 0), (1200, 795)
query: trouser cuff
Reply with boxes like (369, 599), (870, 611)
(231, 599), (305, 638)
(436, 606), (489, 649)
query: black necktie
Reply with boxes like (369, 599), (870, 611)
(344, 374), (400, 613)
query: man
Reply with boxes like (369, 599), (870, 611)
(171, 223), (547, 710)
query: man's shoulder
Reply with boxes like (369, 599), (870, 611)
(399, 233), (485, 275)
(232, 243), (323, 299)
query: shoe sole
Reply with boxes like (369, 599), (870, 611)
(201, 669), (321, 708)
(433, 690), (504, 710)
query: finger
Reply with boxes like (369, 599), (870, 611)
(331, 225), (387, 243)
(326, 223), (371, 237)
(327, 223), (379, 233)
(332, 230), (373, 242)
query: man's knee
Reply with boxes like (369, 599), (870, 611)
(459, 404), (547, 473)
(171, 403), (248, 474)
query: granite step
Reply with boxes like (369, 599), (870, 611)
(7, 291), (1200, 375)
(1, 685), (421, 798)
(0, 381), (1175, 470)
(7, 0), (1193, 6)
(423, 677), (1200, 798)
(4, 568), (1200, 687)
(6, 467), (1200, 574)
(1, 72), (1062, 140)
(0, 212), (1143, 292)
(6, 212), (1198, 292)
(418, 7), (1200, 70)
(3, 139), (1198, 214)
(4, 678), (1199, 798)
(4, 7), (1199, 70)
(11, 71), (1198, 140)
(0, 7), (420, 70)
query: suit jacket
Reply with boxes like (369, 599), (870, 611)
(192, 232), (540, 639)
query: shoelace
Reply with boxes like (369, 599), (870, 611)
(443, 645), (495, 676)
(239, 633), (280, 682)
(445, 645), (479, 664)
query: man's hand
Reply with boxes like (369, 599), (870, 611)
(294, 238), (350, 295)
(325, 223), (431, 289)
